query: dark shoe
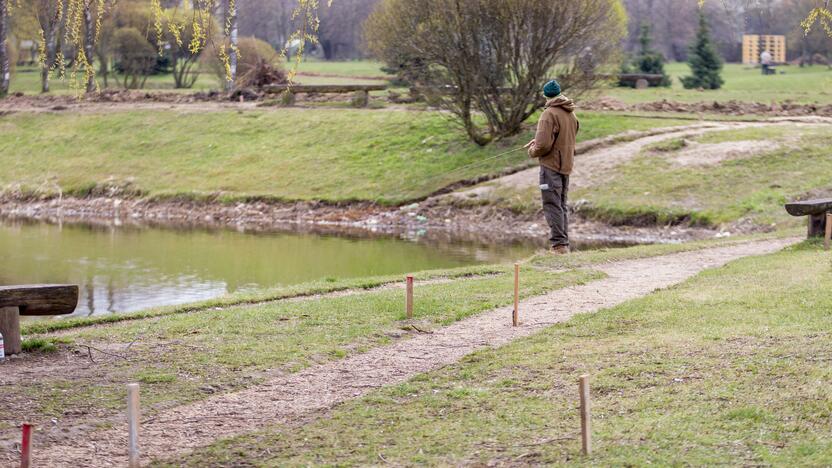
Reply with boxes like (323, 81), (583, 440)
(550, 245), (570, 255)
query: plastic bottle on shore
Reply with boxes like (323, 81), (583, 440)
(0, 331), (4, 361)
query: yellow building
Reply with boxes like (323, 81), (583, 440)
(742, 35), (786, 64)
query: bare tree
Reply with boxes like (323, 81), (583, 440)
(0, 0), (9, 96)
(222, 0), (238, 91)
(317, 0), (377, 59)
(238, 0), (294, 50)
(35, 0), (65, 92)
(367, 0), (626, 145)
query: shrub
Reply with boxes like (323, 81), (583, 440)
(112, 28), (156, 89)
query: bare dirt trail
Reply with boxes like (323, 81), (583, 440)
(452, 119), (825, 200)
(24, 237), (797, 466)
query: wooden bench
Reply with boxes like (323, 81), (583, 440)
(784, 198), (832, 238)
(263, 84), (388, 107)
(0, 284), (78, 355)
(618, 73), (666, 88)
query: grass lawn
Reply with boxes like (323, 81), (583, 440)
(0, 109), (693, 204)
(8, 61), (390, 95)
(574, 124), (832, 227)
(8, 66), (222, 95)
(599, 62), (832, 105)
(294, 60), (390, 78)
(163, 241), (832, 466)
(8, 264), (600, 427)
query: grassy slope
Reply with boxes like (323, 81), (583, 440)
(8, 264), (600, 426)
(164, 241), (832, 467)
(0, 110), (691, 204)
(575, 125), (832, 227)
(600, 62), (832, 105)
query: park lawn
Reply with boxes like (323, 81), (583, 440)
(8, 61), (388, 95)
(294, 59), (390, 78)
(163, 241), (832, 467)
(7, 263), (601, 428)
(573, 124), (832, 228)
(0, 109), (692, 204)
(8, 66), (223, 95)
(599, 62), (832, 105)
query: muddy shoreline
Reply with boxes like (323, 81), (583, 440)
(0, 195), (725, 248)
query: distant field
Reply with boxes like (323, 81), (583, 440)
(9, 61), (830, 104)
(8, 61), (391, 95)
(0, 109), (691, 204)
(598, 62), (832, 105)
(294, 60), (389, 78)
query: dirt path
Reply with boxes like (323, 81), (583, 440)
(25, 237), (797, 466)
(453, 120), (812, 199)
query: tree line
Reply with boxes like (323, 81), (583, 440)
(0, 0), (829, 98)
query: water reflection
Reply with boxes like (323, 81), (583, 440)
(0, 219), (537, 317)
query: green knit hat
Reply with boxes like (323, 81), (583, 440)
(543, 80), (561, 98)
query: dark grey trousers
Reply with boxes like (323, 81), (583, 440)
(539, 166), (569, 247)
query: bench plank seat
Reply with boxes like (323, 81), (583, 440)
(784, 198), (832, 238)
(0, 284), (78, 356)
(784, 198), (832, 217)
(263, 84), (388, 94)
(0, 284), (79, 316)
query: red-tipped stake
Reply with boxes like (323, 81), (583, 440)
(127, 383), (140, 468)
(579, 375), (592, 456)
(20, 423), (32, 468)
(406, 275), (414, 320)
(825, 213), (831, 251)
(513, 263), (520, 327)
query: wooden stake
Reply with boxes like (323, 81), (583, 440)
(825, 213), (831, 251)
(513, 263), (519, 327)
(20, 423), (32, 468)
(127, 383), (140, 468)
(579, 374), (591, 456)
(406, 275), (414, 320)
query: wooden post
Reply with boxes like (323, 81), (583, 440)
(406, 275), (414, 320)
(0, 306), (21, 355)
(579, 374), (591, 456)
(513, 264), (519, 327)
(127, 383), (140, 468)
(825, 213), (831, 251)
(20, 423), (32, 468)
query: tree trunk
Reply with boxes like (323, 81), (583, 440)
(0, 0), (9, 97)
(225, 0), (238, 92)
(83, 4), (96, 93)
(41, 21), (60, 93)
(0, 307), (21, 355)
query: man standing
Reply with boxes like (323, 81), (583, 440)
(760, 50), (772, 75)
(526, 79), (579, 254)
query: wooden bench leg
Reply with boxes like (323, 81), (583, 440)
(352, 90), (369, 108)
(826, 213), (832, 251)
(808, 214), (826, 238)
(0, 306), (21, 355)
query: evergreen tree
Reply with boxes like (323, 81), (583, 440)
(680, 12), (724, 90)
(619, 24), (670, 87)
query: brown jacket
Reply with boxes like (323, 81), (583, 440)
(528, 96), (580, 175)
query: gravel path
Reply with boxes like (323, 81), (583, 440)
(25, 237), (797, 466)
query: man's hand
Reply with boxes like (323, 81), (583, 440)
(523, 139), (535, 149)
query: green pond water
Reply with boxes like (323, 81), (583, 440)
(0, 220), (537, 317)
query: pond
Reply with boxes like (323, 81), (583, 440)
(0, 219), (540, 318)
